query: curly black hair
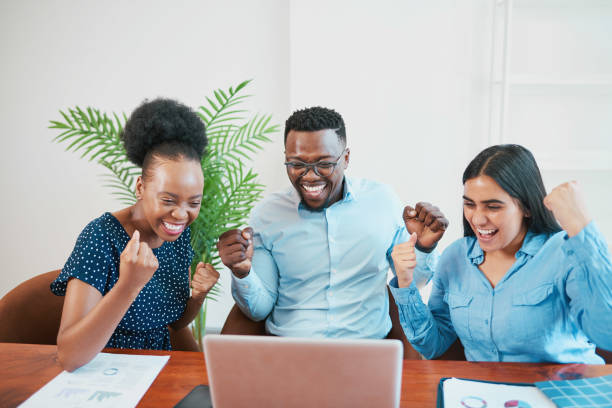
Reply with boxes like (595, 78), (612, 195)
(284, 106), (346, 145)
(121, 98), (207, 178)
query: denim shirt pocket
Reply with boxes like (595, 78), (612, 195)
(510, 283), (555, 341)
(444, 292), (474, 342)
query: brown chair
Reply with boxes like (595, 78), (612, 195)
(221, 286), (423, 359)
(597, 348), (612, 364)
(0, 270), (199, 351)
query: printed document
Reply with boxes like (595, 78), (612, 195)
(19, 352), (169, 408)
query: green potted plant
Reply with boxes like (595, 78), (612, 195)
(50, 80), (278, 347)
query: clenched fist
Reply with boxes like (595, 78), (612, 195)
(190, 262), (220, 302)
(403, 202), (448, 250)
(217, 227), (254, 278)
(543, 181), (591, 238)
(119, 230), (159, 291)
(392, 232), (418, 288)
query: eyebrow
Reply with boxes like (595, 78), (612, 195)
(159, 192), (203, 199)
(462, 195), (505, 204)
(285, 155), (336, 161)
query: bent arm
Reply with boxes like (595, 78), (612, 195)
(565, 222), (612, 350)
(231, 236), (279, 321)
(168, 295), (205, 330)
(57, 278), (141, 371)
(389, 274), (457, 359)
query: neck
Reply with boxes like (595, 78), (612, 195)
(328, 178), (346, 207)
(127, 203), (164, 248)
(484, 226), (528, 261)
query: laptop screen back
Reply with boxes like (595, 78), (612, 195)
(204, 335), (403, 408)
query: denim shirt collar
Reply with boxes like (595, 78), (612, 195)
(467, 229), (547, 265)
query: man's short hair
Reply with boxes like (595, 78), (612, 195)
(284, 106), (346, 145)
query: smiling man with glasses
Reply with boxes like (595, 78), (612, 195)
(218, 106), (447, 338)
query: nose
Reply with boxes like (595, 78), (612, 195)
(172, 206), (188, 220)
(471, 208), (487, 226)
(300, 165), (319, 180)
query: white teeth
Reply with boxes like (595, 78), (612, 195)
(303, 185), (324, 192)
(163, 222), (184, 231)
(477, 228), (496, 236)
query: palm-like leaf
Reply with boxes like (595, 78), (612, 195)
(50, 80), (277, 347)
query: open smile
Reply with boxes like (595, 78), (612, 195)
(475, 227), (498, 242)
(300, 183), (327, 201)
(162, 221), (186, 235)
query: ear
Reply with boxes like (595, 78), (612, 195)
(135, 175), (144, 200)
(343, 147), (350, 169)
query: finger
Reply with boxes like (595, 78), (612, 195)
(427, 212), (449, 232)
(423, 209), (438, 227)
(204, 263), (220, 279)
(542, 194), (552, 211)
(408, 232), (418, 247)
(416, 203), (432, 223)
(191, 262), (205, 282)
(402, 205), (417, 220)
(222, 242), (249, 255)
(219, 229), (250, 247)
(242, 227), (254, 241)
(126, 229), (140, 258)
(138, 242), (151, 263)
(150, 253), (159, 269)
(226, 252), (249, 265)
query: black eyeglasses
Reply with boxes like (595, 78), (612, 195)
(284, 149), (346, 177)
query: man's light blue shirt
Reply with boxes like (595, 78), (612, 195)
(390, 221), (612, 363)
(231, 177), (437, 338)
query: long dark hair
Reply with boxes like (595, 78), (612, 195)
(462, 144), (561, 237)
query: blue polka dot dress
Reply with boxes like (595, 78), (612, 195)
(51, 212), (194, 350)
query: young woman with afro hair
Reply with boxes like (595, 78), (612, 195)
(51, 98), (219, 371)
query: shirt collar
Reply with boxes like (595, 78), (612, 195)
(294, 176), (354, 211)
(467, 229), (547, 264)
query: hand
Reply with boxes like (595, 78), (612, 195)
(403, 202), (448, 250)
(217, 227), (254, 278)
(543, 181), (591, 237)
(190, 262), (220, 302)
(118, 230), (159, 291)
(391, 233), (418, 288)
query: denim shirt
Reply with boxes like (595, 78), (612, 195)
(232, 177), (438, 338)
(390, 221), (612, 363)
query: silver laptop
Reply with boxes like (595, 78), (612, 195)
(203, 334), (403, 408)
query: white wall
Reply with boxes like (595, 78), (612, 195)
(289, 0), (494, 249)
(0, 0), (289, 330)
(1, 1), (611, 332)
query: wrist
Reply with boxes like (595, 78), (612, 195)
(113, 279), (144, 300)
(415, 241), (437, 253)
(232, 268), (250, 279)
(190, 292), (207, 303)
(397, 276), (413, 289)
(564, 217), (591, 238)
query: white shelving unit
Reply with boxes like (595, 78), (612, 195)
(487, 0), (612, 171)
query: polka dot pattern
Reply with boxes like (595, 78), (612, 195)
(51, 212), (194, 350)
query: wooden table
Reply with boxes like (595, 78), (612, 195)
(2, 342), (612, 407)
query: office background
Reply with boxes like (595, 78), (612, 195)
(1, 0), (611, 332)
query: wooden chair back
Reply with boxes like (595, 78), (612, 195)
(221, 286), (424, 359)
(0, 270), (199, 351)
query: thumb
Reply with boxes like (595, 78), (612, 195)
(242, 227), (254, 241)
(542, 194), (553, 211)
(128, 229), (140, 257)
(408, 232), (418, 247)
(402, 205), (418, 229)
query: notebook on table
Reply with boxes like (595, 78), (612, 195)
(202, 334), (403, 408)
(437, 375), (612, 408)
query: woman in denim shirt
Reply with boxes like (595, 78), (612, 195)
(389, 144), (612, 363)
